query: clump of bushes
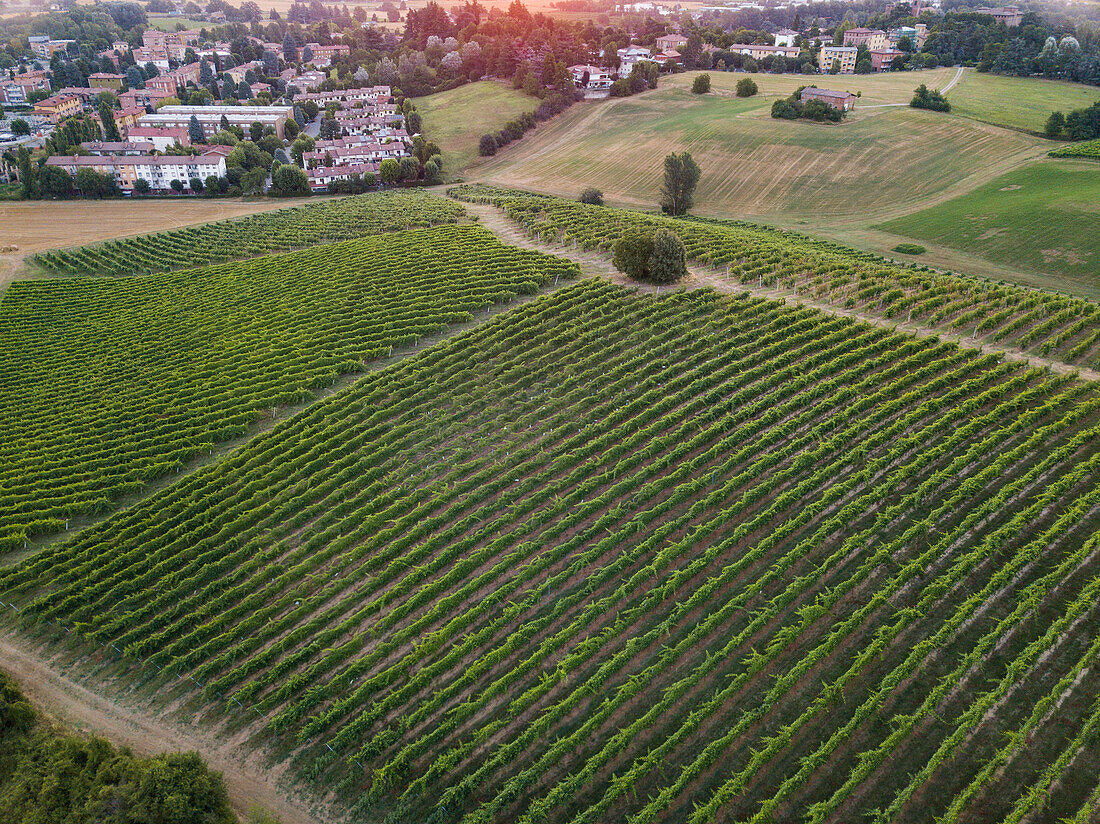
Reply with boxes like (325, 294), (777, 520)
(579, 187), (604, 205)
(612, 227), (688, 284)
(611, 61), (659, 98)
(910, 83), (950, 112)
(692, 73), (711, 94)
(771, 87), (845, 122)
(0, 671), (236, 824)
(892, 243), (927, 255)
(736, 77), (758, 97)
(1045, 102), (1100, 141)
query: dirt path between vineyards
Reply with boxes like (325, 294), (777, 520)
(0, 632), (335, 824)
(463, 199), (1100, 383)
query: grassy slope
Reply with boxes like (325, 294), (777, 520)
(416, 81), (540, 178)
(474, 70), (1046, 220)
(947, 70), (1100, 133)
(877, 159), (1100, 297)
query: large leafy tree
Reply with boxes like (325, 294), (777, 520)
(658, 151), (701, 216)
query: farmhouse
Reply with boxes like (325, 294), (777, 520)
(138, 105), (294, 139)
(842, 28), (888, 49)
(800, 86), (858, 111)
(819, 45), (858, 74)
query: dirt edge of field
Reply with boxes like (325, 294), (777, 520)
(0, 631), (336, 824)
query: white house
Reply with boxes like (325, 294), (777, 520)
(774, 28), (799, 47)
(568, 64), (613, 89)
(616, 45), (655, 74)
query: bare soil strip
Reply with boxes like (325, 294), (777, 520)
(0, 632), (335, 824)
(463, 199), (1100, 383)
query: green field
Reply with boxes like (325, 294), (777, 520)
(5, 275), (1100, 824)
(474, 71), (1046, 220)
(947, 70), (1100, 134)
(145, 15), (209, 29)
(0, 221), (575, 550)
(415, 81), (540, 178)
(878, 160), (1100, 298)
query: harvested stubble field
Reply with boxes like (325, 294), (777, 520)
(3, 272), (1100, 824)
(0, 220), (574, 552)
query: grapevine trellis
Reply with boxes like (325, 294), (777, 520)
(28, 190), (466, 278)
(0, 224), (576, 550)
(3, 280), (1099, 824)
(450, 184), (1100, 370)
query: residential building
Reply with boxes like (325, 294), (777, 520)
(29, 37), (75, 59)
(46, 152), (226, 193)
(975, 5), (1023, 26)
(800, 86), (857, 111)
(132, 47), (171, 73)
(114, 105), (146, 132)
(569, 64), (614, 89)
(773, 28), (799, 47)
(655, 33), (688, 51)
(138, 104), (294, 139)
(89, 72), (126, 90)
(307, 162), (381, 192)
(123, 125), (190, 150)
(112, 40), (130, 52)
(294, 86), (393, 107)
(305, 42), (350, 66)
(842, 28), (889, 49)
(303, 139), (409, 168)
(119, 88), (174, 110)
(819, 45), (858, 73)
(147, 62), (201, 96)
(0, 70), (50, 105)
(869, 48), (906, 71)
(655, 49), (682, 64)
(736, 44), (801, 61)
(80, 141), (155, 155)
(617, 45), (655, 73)
(225, 61), (263, 84)
(888, 25), (927, 48)
(33, 93), (82, 122)
(56, 87), (105, 110)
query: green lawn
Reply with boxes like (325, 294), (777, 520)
(415, 81), (540, 178)
(877, 159), (1100, 298)
(947, 70), (1100, 134)
(476, 72), (1046, 219)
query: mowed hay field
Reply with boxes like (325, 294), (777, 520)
(415, 81), (540, 177)
(947, 70), (1100, 133)
(0, 197), (313, 255)
(878, 159), (1100, 296)
(473, 70), (1047, 220)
